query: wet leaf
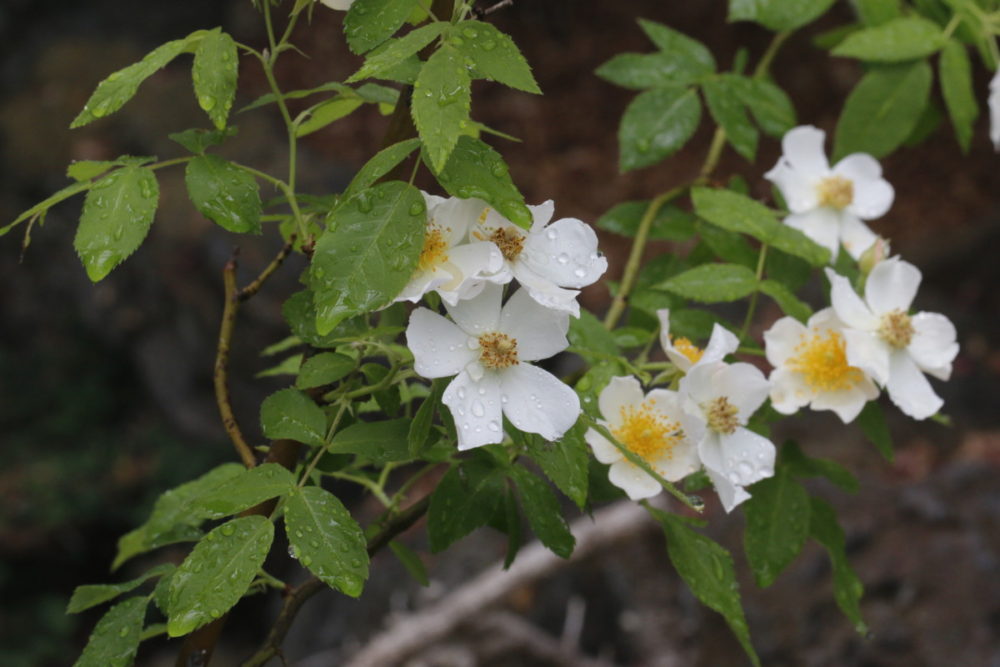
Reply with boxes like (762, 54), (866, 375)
(185, 155), (261, 234)
(74, 596), (148, 667)
(260, 388), (328, 447)
(192, 29), (238, 129)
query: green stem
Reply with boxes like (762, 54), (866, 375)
(603, 185), (688, 330)
(739, 243), (769, 341)
(753, 31), (791, 79)
(298, 402), (349, 487)
(326, 471), (393, 507)
(697, 128), (727, 184)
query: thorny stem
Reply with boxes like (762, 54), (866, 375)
(241, 494), (433, 667)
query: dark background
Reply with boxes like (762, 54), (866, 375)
(1, 1), (999, 665)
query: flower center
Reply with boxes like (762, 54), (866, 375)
(478, 332), (519, 369)
(613, 402), (683, 463)
(671, 336), (704, 365)
(703, 396), (739, 435)
(788, 329), (863, 392)
(417, 226), (449, 271)
(816, 175), (854, 210)
(877, 309), (914, 349)
(489, 227), (525, 262)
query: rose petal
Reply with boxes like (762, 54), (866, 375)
(598, 376), (645, 428)
(608, 460), (662, 501)
(500, 364), (581, 441)
(886, 351), (943, 420)
(443, 370), (504, 450)
(444, 281), (502, 335)
(407, 308), (477, 378)
(865, 257), (921, 315)
(908, 312), (959, 378)
(498, 287), (570, 361)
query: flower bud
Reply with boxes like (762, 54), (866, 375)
(858, 237), (890, 276)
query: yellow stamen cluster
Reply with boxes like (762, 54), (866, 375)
(703, 396), (739, 435)
(613, 402), (683, 463)
(816, 175), (854, 210)
(671, 336), (704, 364)
(418, 226), (449, 271)
(878, 309), (915, 349)
(788, 329), (863, 392)
(478, 332), (519, 369)
(489, 227), (525, 262)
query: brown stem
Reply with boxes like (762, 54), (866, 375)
(239, 237), (295, 302)
(241, 494), (433, 667)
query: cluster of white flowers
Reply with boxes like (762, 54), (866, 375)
(405, 194), (607, 450)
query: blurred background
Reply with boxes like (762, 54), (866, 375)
(1, 1), (999, 665)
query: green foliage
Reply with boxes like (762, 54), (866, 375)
(758, 279), (812, 322)
(285, 486), (370, 596)
(596, 200), (696, 241)
(73, 165), (159, 282)
(653, 509), (760, 667)
(413, 46), (472, 172)
(833, 61), (932, 160)
(733, 77), (796, 138)
(939, 40), (979, 152)
(389, 541), (429, 585)
(296, 97), (365, 136)
(185, 155), (262, 234)
(521, 425), (590, 509)
(192, 29), (239, 129)
(430, 136), (532, 228)
(509, 465), (575, 558)
(191, 463), (297, 518)
(857, 401), (894, 461)
(809, 497), (868, 634)
(619, 86), (701, 171)
(67, 156), (155, 182)
(408, 379), (445, 456)
(309, 181), (426, 334)
(832, 17), (944, 62)
(780, 441), (859, 493)
(660, 263), (759, 303)
(2, 181), (91, 237)
(68, 563), (174, 614)
(260, 388), (328, 447)
(343, 138), (422, 200)
(428, 459), (505, 552)
(348, 23), (448, 83)
(344, 0), (420, 54)
(169, 127), (237, 154)
(743, 469), (810, 587)
(703, 75), (759, 160)
(327, 418), (412, 463)
(452, 21), (540, 94)
(73, 596), (148, 667)
(165, 516), (275, 637)
(854, 0), (902, 26)
(728, 0), (836, 31)
(296, 352), (356, 389)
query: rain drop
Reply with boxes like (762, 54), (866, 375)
(471, 401), (485, 417)
(488, 421), (500, 432)
(556, 253), (570, 265)
(545, 228), (558, 241)
(457, 386), (467, 399)
(481, 40), (497, 51)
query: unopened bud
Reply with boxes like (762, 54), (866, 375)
(859, 237), (891, 276)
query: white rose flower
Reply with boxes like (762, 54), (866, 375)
(825, 258), (959, 420)
(469, 200), (608, 316)
(584, 376), (700, 500)
(656, 309), (739, 373)
(320, 0), (354, 10)
(395, 194), (503, 306)
(405, 283), (580, 450)
(989, 68), (1000, 151)
(679, 360), (774, 512)
(765, 125), (894, 261)
(764, 308), (879, 423)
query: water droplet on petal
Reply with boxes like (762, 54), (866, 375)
(545, 228), (558, 241)
(556, 253), (570, 265)
(471, 400), (485, 417)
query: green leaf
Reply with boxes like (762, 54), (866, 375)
(283, 290), (367, 349)
(74, 596), (148, 667)
(296, 352), (356, 389)
(389, 541), (429, 586)
(637, 19), (715, 72)
(343, 138), (422, 201)
(191, 464), (297, 519)
(428, 460), (505, 552)
(654, 510), (760, 666)
(809, 497), (867, 634)
(192, 29), (238, 129)
(832, 17), (944, 62)
(522, 425), (589, 509)
(939, 40), (979, 153)
(348, 23), (446, 83)
(452, 21), (540, 94)
(619, 86), (701, 171)
(743, 470), (810, 587)
(732, 77), (796, 138)
(857, 401), (893, 461)
(597, 53), (709, 90)
(691, 187), (829, 266)
(409, 379), (445, 456)
(509, 466), (575, 558)
(500, 487), (523, 568)
(698, 222), (756, 268)
(71, 34), (202, 128)
(833, 61), (932, 160)
(309, 181), (426, 334)
(113, 463), (245, 570)
(74, 165), (159, 282)
(166, 516), (275, 637)
(185, 155), (261, 234)
(728, 0), (835, 31)
(413, 46), (472, 172)
(758, 280), (812, 322)
(703, 76), (758, 160)
(854, 0), (902, 26)
(660, 263), (758, 303)
(285, 486), (370, 597)
(344, 0), (419, 54)
(780, 441), (859, 493)
(2, 181), (91, 237)
(568, 309), (620, 358)
(260, 388), (327, 447)
(168, 126), (237, 154)
(67, 158), (142, 182)
(296, 96), (365, 136)
(431, 136), (532, 228)
(596, 200), (696, 241)
(68, 563), (174, 614)
(327, 418), (412, 463)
